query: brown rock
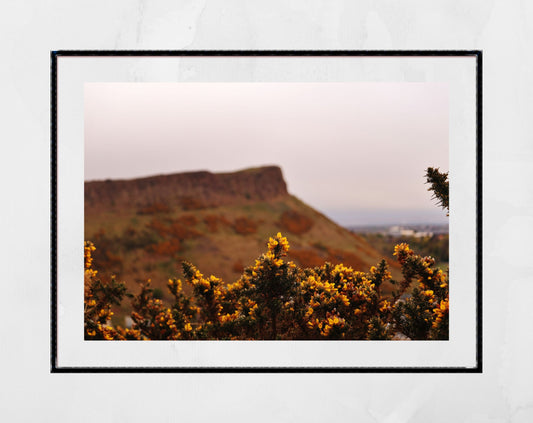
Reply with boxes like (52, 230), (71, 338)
(85, 166), (288, 213)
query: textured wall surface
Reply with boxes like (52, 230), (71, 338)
(2, 1), (533, 421)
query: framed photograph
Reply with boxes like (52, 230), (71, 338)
(51, 50), (481, 372)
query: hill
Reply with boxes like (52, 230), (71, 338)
(85, 166), (400, 318)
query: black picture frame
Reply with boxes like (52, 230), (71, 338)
(51, 50), (482, 373)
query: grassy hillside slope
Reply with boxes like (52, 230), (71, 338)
(85, 167), (400, 320)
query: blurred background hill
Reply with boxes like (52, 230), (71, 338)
(85, 165), (403, 320)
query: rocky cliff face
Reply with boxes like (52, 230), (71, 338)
(85, 166), (289, 212)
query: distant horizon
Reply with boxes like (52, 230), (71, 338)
(324, 208), (449, 227)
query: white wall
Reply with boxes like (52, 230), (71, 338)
(2, 1), (532, 421)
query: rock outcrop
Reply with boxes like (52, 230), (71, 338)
(85, 166), (288, 212)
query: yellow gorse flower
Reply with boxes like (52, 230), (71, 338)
(432, 298), (449, 328)
(267, 232), (290, 255)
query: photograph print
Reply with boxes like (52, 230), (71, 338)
(83, 81), (450, 342)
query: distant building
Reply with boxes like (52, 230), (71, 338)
(413, 231), (433, 238)
(388, 226), (415, 237)
(388, 226), (433, 238)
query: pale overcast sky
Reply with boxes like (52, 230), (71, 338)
(85, 83), (448, 226)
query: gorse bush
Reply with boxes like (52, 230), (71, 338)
(84, 233), (449, 341)
(426, 167), (449, 213)
(84, 167), (449, 341)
